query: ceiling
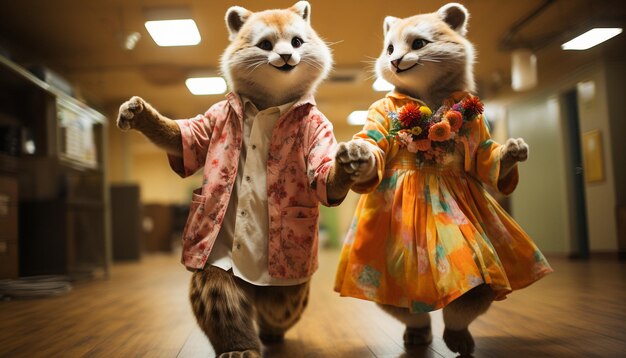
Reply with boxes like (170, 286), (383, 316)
(0, 0), (625, 137)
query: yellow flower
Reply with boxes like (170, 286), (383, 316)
(410, 126), (422, 135)
(419, 106), (432, 117)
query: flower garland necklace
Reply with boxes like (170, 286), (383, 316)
(387, 95), (484, 164)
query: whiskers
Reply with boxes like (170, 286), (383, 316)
(232, 57), (267, 75)
(360, 56), (380, 81)
(324, 39), (344, 47)
(300, 54), (325, 73)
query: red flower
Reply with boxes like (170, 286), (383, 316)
(399, 102), (422, 128)
(462, 96), (484, 118)
(445, 110), (463, 132)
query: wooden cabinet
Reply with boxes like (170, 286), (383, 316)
(0, 174), (18, 278)
(0, 55), (110, 278)
(110, 184), (142, 261)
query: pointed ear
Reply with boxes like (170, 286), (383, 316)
(290, 1), (311, 23)
(384, 16), (399, 36)
(437, 3), (469, 36)
(225, 6), (252, 41)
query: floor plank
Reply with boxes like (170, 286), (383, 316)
(1, 250), (625, 357)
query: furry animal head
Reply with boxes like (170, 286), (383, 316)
(221, 1), (332, 110)
(375, 3), (475, 107)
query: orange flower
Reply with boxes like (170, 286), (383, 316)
(445, 110), (463, 132)
(414, 139), (431, 151)
(428, 121), (451, 141)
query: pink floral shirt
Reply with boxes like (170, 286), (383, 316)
(168, 92), (338, 279)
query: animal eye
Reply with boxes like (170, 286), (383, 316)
(257, 40), (273, 51)
(387, 44), (394, 55)
(411, 39), (427, 50)
(291, 37), (304, 48)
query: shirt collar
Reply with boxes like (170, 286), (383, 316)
(242, 97), (294, 118)
(386, 91), (426, 106)
(226, 92), (316, 119)
(385, 90), (472, 107)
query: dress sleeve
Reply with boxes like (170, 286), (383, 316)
(167, 109), (217, 178)
(471, 115), (519, 195)
(350, 99), (392, 194)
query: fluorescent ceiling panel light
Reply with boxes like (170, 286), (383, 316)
(185, 77), (227, 95)
(145, 19), (201, 47)
(347, 110), (368, 126)
(511, 49), (537, 91)
(372, 77), (394, 92)
(561, 28), (622, 50)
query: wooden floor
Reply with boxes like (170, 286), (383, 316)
(1, 250), (625, 358)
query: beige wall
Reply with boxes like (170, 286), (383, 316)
(501, 62), (621, 254)
(604, 62), (626, 208)
(575, 65), (618, 252)
(107, 113), (201, 204)
(507, 96), (570, 253)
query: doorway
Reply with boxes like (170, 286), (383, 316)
(563, 89), (589, 259)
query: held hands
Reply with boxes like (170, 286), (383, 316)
(327, 140), (377, 203)
(500, 138), (529, 177)
(334, 140), (377, 184)
(117, 96), (153, 131)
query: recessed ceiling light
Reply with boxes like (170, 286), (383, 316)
(347, 110), (368, 126)
(372, 77), (394, 92)
(145, 19), (201, 47)
(561, 28), (622, 50)
(185, 77), (227, 95)
(123, 32), (141, 50)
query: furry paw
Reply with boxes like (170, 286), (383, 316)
(218, 350), (261, 358)
(117, 96), (147, 130)
(404, 326), (433, 346)
(334, 140), (376, 183)
(501, 138), (529, 163)
(443, 328), (475, 357)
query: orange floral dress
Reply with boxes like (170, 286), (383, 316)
(334, 92), (552, 312)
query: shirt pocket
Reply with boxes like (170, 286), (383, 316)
(182, 188), (208, 244)
(280, 206), (319, 273)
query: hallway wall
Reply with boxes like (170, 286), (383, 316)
(508, 96), (569, 253)
(504, 62), (622, 254)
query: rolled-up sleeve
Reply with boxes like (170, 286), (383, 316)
(168, 111), (215, 178)
(306, 112), (339, 207)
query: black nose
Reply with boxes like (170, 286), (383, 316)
(391, 56), (404, 69)
(280, 54), (292, 63)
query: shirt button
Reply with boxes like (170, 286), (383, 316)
(240, 210), (246, 216)
(251, 144), (257, 150)
(245, 175), (251, 182)
(236, 243), (241, 250)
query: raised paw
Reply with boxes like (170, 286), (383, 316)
(116, 96), (147, 130)
(403, 326), (433, 346)
(218, 350), (261, 358)
(335, 140), (376, 183)
(501, 137), (529, 163)
(443, 328), (475, 357)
